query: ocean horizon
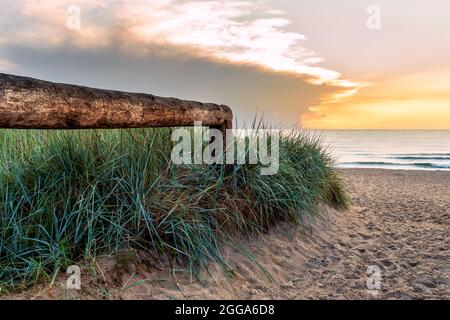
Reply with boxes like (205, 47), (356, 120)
(316, 130), (450, 171)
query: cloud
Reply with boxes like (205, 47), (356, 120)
(117, 1), (331, 79)
(301, 68), (450, 129)
(0, 0), (362, 90)
(0, 0), (367, 126)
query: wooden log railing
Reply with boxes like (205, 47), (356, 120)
(0, 73), (233, 138)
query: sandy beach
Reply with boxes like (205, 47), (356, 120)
(11, 169), (450, 300)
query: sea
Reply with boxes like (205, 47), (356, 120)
(318, 130), (450, 171)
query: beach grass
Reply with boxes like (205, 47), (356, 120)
(0, 127), (347, 291)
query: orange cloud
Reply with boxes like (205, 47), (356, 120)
(116, 0), (363, 90)
(0, 0), (362, 94)
(302, 70), (450, 129)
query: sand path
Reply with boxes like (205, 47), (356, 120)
(10, 169), (450, 300)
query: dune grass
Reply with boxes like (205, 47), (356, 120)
(0, 127), (348, 292)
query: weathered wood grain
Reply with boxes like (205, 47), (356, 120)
(0, 73), (232, 132)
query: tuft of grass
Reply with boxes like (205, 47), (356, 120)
(0, 127), (348, 291)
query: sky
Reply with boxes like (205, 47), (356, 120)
(0, 0), (449, 129)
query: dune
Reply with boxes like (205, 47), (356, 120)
(7, 169), (449, 300)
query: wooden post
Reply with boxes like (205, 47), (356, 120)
(0, 73), (233, 138)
